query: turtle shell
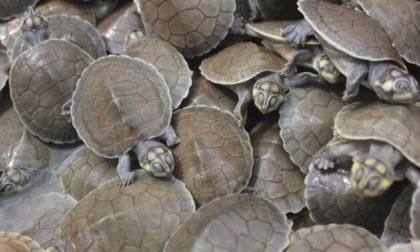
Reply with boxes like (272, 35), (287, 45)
(0, 231), (44, 252)
(139, 0), (236, 58)
(171, 106), (253, 206)
(200, 42), (286, 85)
(249, 116), (306, 214)
(0, 0), (39, 20)
(59, 170), (195, 252)
(286, 224), (385, 252)
(279, 85), (346, 173)
(411, 185), (420, 239)
(358, 0), (420, 67)
(389, 241), (420, 252)
(0, 50), (9, 92)
(71, 55), (171, 158)
(122, 39), (192, 109)
(10, 39), (94, 144)
(164, 194), (292, 252)
(61, 146), (118, 201)
(298, 0), (405, 67)
(335, 101), (420, 166)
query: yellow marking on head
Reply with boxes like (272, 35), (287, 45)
(381, 179), (391, 190)
(155, 148), (165, 154)
(147, 152), (155, 161)
(34, 16), (42, 26)
(322, 72), (336, 84)
(391, 70), (402, 77)
(252, 88), (259, 96)
(319, 59), (328, 68)
(25, 18), (33, 28)
(16, 185), (23, 192)
(11, 173), (20, 182)
(279, 95), (284, 103)
(376, 163), (387, 175)
(393, 92), (413, 102)
(143, 164), (151, 172)
(352, 161), (361, 171)
(364, 158), (377, 166)
(361, 190), (380, 197)
(416, 101), (420, 107)
(374, 80), (381, 87)
(381, 80), (393, 92)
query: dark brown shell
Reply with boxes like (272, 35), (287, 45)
(286, 224), (385, 252)
(171, 106), (253, 206)
(358, 0), (420, 66)
(200, 42), (286, 85)
(0, 0), (39, 20)
(299, 0), (405, 66)
(164, 194), (291, 252)
(122, 39), (192, 109)
(10, 39), (93, 144)
(279, 85), (346, 173)
(59, 170), (195, 252)
(249, 116), (305, 214)
(0, 231), (44, 252)
(72, 55), (171, 158)
(140, 0), (236, 58)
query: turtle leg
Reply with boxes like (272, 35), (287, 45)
(233, 83), (252, 127)
(248, 0), (258, 21)
(281, 49), (313, 76)
(157, 125), (180, 147)
(230, 14), (247, 35)
(61, 99), (72, 123)
(313, 138), (359, 170)
(281, 19), (314, 46)
(0, 168), (36, 195)
(283, 72), (327, 89)
(342, 66), (368, 101)
(406, 166), (420, 239)
(117, 153), (135, 186)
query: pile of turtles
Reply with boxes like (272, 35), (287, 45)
(0, 0), (419, 251)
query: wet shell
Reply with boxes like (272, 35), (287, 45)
(165, 194), (291, 252)
(59, 170), (195, 252)
(0, 231), (44, 252)
(171, 106), (253, 206)
(10, 39), (93, 144)
(139, 0), (236, 58)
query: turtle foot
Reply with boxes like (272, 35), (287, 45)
(162, 126), (180, 147)
(281, 63), (297, 76)
(119, 171), (135, 186)
(342, 90), (358, 101)
(281, 19), (312, 45)
(313, 156), (335, 170)
(230, 14), (246, 35)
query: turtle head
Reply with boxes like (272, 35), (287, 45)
(124, 29), (148, 47)
(21, 7), (50, 47)
(0, 169), (29, 195)
(142, 144), (174, 177)
(252, 80), (284, 114)
(314, 53), (341, 84)
(373, 69), (419, 104)
(350, 155), (394, 197)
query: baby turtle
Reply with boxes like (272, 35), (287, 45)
(59, 170), (195, 252)
(139, 0), (238, 58)
(121, 38), (192, 109)
(10, 39), (93, 144)
(388, 241), (420, 252)
(286, 224), (385, 252)
(69, 55), (177, 184)
(200, 42), (286, 126)
(0, 0), (39, 20)
(248, 116), (306, 214)
(282, 0), (419, 104)
(164, 194), (291, 252)
(0, 231), (45, 252)
(171, 106), (253, 206)
(313, 101), (420, 197)
(358, 0), (420, 67)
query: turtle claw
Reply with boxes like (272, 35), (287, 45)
(281, 19), (312, 45)
(313, 156), (335, 170)
(119, 171), (135, 186)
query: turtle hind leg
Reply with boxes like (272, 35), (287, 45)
(0, 168), (36, 195)
(157, 125), (180, 147)
(281, 49), (313, 76)
(313, 138), (359, 170)
(117, 154), (135, 186)
(281, 19), (314, 46)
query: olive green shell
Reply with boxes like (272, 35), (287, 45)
(71, 55), (171, 158)
(256, 0), (302, 20)
(358, 0), (420, 66)
(279, 85), (346, 173)
(389, 241), (420, 252)
(305, 162), (398, 234)
(286, 224), (385, 252)
(98, 2), (143, 54)
(181, 76), (237, 113)
(382, 185), (412, 247)
(0, 231), (44, 252)
(298, 0), (405, 67)
(335, 101), (420, 166)
(59, 170), (195, 252)
(10, 39), (93, 144)
(140, 0), (236, 58)
(165, 194), (292, 252)
(171, 106), (253, 206)
(122, 39), (192, 109)
(0, 50), (9, 92)
(249, 116), (305, 214)
(61, 146), (118, 201)
(200, 42), (286, 85)
(0, 0), (39, 20)
(411, 186), (420, 239)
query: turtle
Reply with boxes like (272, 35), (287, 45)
(9, 39), (94, 144)
(59, 169), (196, 252)
(0, 231), (46, 252)
(358, 0), (420, 67)
(97, 2), (144, 54)
(0, 0), (39, 20)
(170, 106), (253, 206)
(0, 100), (51, 196)
(200, 42), (287, 126)
(121, 38), (193, 109)
(388, 241), (420, 252)
(312, 100), (420, 198)
(279, 84), (347, 173)
(180, 75), (238, 113)
(247, 115), (306, 214)
(164, 194), (292, 252)
(0, 50), (9, 93)
(138, 0), (243, 58)
(285, 224), (385, 252)
(281, 0), (420, 104)
(68, 55), (179, 184)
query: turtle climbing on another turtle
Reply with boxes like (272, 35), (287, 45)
(281, 0), (419, 104)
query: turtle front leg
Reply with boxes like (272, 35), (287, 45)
(281, 49), (313, 76)
(157, 125), (180, 147)
(0, 168), (36, 195)
(117, 153), (135, 186)
(283, 72), (327, 89)
(342, 65), (368, 101)
(281, 19), (314, 46)
(247, 0), (258, 21)
(233, 83), (252, 127)
(313, 138), (359, 170)
(229, 14), (247, 35)
(61, 98), (72, 123)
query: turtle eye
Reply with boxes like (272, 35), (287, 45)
(269, 96), (278, 108)
(152, 162), (163, 173)
(1, 183), (15, 193)
(256, 93), (264, 104)
(368, 177), (380, 191)
(396, 82), (406, 91)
